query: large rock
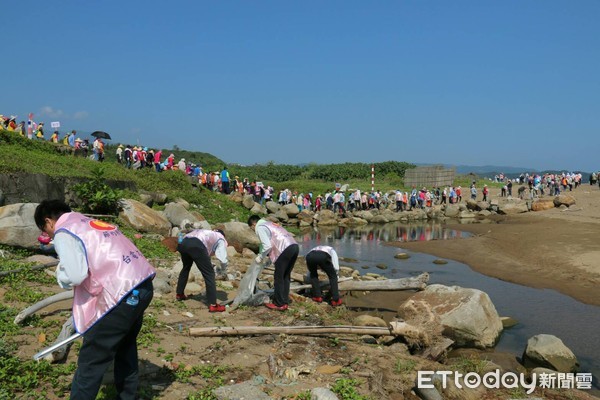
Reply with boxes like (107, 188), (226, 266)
(265, 201), (281, 214)
(338, 217), (368, 226)
(370, 215), (390, 224)
(0, 203), (43, 249)
(353, 210), (374, 222)
(174, 198), (190, 210)
(297, 210), (315, 224)
(141, 191), (168, 205)
(444, 205), (460, 218)
(498, 201), (529, 215)
(458, 210), (476, 219)
(531, 199), (555, 212)
(214, 221), (261, 253)
(282, 203), (300, 217)
(138, 193), (154, 207)
(354, 315), (388, 328)
(163, 202), (201, 228)
(398, 284), (503, 348)
(315, 210), (338, 225)
(465, 199), (479, 211)
(250, 203), (268, 215)
(229, 192), (243, 204)
(382, 210), (403, 222)
(553, 194), (576, 207)
(522, 334), (579, 372)
(118, 199), (171, 236)
(274, 209), (289, 222)
(242, 195), (255, 210)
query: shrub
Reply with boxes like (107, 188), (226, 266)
(72, 165), (122, 214)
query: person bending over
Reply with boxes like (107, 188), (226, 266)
(305, 245), (342, 307)
(162, 229), (228, 312)
(248, 215), (299, 311)
(34, 200), (155, 400)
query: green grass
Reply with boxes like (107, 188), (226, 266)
(332, 378), (370, 400)
(0, 130), (252, 223)
(394, 358), (417, 374)
(1, 129), (497, 225)
(0, 340), (76, 399)
(448, 355), (490, 375)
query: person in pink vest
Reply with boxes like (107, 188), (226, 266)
(162, 229), (228, 312)
(34, 200), (155, 400)
(248, 215), (299, 311)
(305, 245), (342, 306)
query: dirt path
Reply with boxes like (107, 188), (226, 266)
(396, 186), (600, 306)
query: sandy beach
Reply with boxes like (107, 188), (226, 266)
(395, 185), (600, 306)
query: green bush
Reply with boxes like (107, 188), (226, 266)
(72, 165), (123, 214)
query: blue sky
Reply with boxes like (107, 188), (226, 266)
(3, 1), (599, 171)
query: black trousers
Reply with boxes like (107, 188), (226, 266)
(272, 244), (299, 307)
(177, 237), (217, 304)
(71, 278), (153, 400)
(306, 251), (340, 301)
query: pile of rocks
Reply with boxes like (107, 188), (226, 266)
(231, 192), (578, 228)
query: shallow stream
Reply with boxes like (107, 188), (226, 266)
(298, 221), (600, 389)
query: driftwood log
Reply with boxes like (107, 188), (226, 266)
(14, 290), (73, 324)
(0, 260), (59, 277)
(289, 273), (428, 292)
(337, 272), (429, 291)
(289, 277), (354, 291)
(189, 321), (426, 344)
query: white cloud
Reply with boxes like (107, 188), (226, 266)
(73, 111), (89, 119)
(40, 106), (64, 118)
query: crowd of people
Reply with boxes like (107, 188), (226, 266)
(34, 198), (343, 398)
(0, 113), (111, 160)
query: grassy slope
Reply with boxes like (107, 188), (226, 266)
(0, 129), (500, 216)
(0, 130), (251, 223)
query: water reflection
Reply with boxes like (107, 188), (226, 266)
(298, 221), (471, 244)
(298, 223), (600, 389)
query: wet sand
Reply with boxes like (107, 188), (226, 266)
(393, 186), (600, 306)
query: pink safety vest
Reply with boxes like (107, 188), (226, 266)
(308, 245), (336, 258)
(183, 230), (228, 255)
(54, 212), (155, 334)
(257, 220), (297, 262)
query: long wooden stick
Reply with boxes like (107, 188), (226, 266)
(0, 260), (59, 277)
(290, 273), (429, 292)
(190, 325), (392, 337)
(290, 277), (353, 291)
(189, 321), (423, 340)
(337, 272), (429, 291)
(14, 290), (73, 324)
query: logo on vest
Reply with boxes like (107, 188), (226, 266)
(89, 220), (117, 231)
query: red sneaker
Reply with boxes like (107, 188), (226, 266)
(176, 293), (188, 301)
(265, 303), (288, 311)
(209, 304), (226, 313)
(330, 299), (343, 307)
(311, 297), (323, 303)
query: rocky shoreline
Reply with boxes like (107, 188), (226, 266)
(1, 189), (597, 399)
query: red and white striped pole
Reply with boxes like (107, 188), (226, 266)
(371, 164), (375, 192)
